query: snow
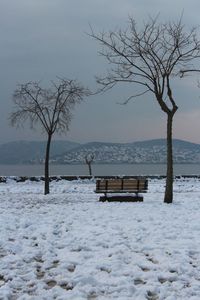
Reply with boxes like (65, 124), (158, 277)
(0, 177), (200, 299)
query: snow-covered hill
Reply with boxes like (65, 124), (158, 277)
(1, 139), (200, 164)
(52, 139), (200, 164)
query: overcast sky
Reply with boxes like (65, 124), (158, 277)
(1, 0), (200, 144)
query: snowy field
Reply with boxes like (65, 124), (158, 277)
(0, 178), (200, 300)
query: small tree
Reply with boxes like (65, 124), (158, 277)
(10, 78), (89, 194)
(90, 17), (200, 203)
(85, 153), (95, 176)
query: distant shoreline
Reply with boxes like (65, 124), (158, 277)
(1, 174), (200, 183)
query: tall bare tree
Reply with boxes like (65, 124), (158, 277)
(10, 78), (89, 194)
(90, 17), (200, 203)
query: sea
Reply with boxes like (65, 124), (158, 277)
(0, 164), (200, 177)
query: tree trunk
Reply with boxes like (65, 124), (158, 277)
(89, 163), (92, 176)
(164, 113), (174, 203)
(44, 133), (52, 195)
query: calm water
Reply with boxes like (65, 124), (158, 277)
(0, 164), (200, 177)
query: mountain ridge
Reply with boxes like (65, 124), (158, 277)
(52, 138), (200, 164)
(0, 140), (80, 164)
(0, 139), (200, 164)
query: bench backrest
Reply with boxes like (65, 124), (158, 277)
(96, 178), (148, 193)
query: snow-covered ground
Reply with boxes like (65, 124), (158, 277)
(0, 177), (200, 300)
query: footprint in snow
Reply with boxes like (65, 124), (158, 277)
(146, 290), (159, 300)
(0, 275), (6, 287)
(134, 278), (146, 285)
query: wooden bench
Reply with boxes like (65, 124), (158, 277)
(95, 178), (148, 202)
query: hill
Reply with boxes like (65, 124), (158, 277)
(51, 139), (200, 164)
(0, 139), (200, 164)
(0, 140), (79, 164)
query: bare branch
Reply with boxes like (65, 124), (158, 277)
(10, 78), (89, 135)
(118, 89), (150, 105)
(179, 69), (200, 77)
(90, 16), (200, 113)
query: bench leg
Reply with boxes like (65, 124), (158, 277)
(99, 195), (107, 202)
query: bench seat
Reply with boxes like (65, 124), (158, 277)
(96, 189), (147, 193)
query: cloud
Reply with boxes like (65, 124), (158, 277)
(1, 0), (200, 143)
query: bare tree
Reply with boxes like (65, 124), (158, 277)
(90, 17), (200, 203)
(10, 78), (89, 194)
(85, 153), (95, 176)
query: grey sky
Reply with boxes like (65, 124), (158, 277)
(1, 0), (200, 144)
